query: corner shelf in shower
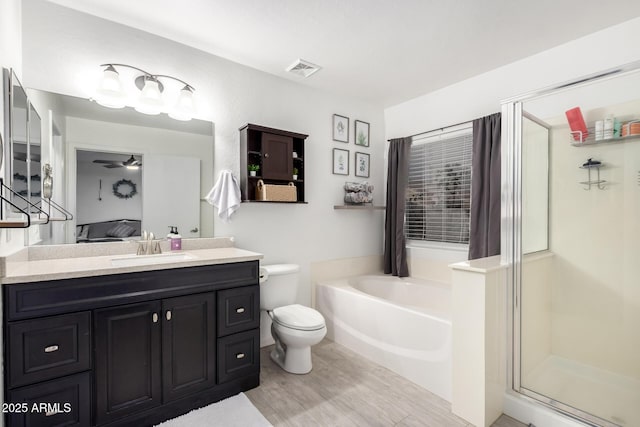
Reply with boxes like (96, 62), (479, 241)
(570, 119), (640, 146)
(579, 163), (606, 190)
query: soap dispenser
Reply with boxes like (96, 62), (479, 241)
(169, 226), (182, 251)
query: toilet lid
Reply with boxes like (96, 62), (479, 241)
(272, 304), (325, 331)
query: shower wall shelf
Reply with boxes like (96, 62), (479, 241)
(579, 163), (606, 190)
(570, 119), (640, 146)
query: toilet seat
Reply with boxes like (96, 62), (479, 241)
(272, 304), (325, 331)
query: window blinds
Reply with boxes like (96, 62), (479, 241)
(405, 127), (472, 244)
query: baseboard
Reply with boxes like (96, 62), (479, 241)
(503, 392), (592, 427)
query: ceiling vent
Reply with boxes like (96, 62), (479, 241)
(286, 59), (321, 78)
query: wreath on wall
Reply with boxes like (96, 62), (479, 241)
(112, 179), (138, 199)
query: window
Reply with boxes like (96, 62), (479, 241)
(405, 126), (472, 244)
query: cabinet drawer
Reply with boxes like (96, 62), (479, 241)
(217, 285), (259, 336)
(8, 312), (91, 388)
(7, 372), (91, 427)
(217, 329), (260, 384)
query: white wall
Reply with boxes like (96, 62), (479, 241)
(21, 1), (386, 307)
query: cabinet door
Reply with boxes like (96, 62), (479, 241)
(95, 301), (162, 426)
(262, 133), (293, 180)
(7, 372), (90, 427)
(162, 293), (216, 402)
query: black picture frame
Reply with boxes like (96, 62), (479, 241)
(332, 148), (349, 175)
(333, 114), (349, 143)
(355, 152), (370, 178)
(354, 120), (370, 147)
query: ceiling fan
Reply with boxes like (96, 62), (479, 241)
(93, 155), (142, 169)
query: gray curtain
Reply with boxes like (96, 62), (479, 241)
(469, 113), (501, 260)
(384, 137), (411, 277)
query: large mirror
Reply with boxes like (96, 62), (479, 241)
(24, 88), (214, 245)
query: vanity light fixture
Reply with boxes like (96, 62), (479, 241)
(95, 63), (196, 120)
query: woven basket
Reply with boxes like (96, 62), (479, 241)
(255, 180), (297, 202)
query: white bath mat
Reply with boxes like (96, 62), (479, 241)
(155, 392), (272, 427)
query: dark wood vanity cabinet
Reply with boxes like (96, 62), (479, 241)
(239, 123), (308, 203)
(3, 261), (260, 427)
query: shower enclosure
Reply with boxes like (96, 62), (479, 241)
(503, 62), (640, 427)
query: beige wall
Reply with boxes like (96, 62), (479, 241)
(547, 100), (640, 380)
(520, 252), (553, 380)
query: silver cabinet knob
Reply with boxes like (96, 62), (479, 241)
(152, 313), (159, 323)
(236, 307), (245, 314)
(264, 153), (269, 158)
(166, 310), (172, 321)
(236, 353), (245, 359)
(44, 345), (59, 353)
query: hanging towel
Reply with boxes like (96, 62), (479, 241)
(205, 170), (241, 222)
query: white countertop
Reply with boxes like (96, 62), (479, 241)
(1, 247), (263, 284)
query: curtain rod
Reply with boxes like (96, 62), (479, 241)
(387, 118), (473, 142)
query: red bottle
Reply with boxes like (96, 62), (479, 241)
(565, 107), (589, 141)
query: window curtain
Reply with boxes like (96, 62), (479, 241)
(468, 113), (501, 260)
(384, 137), (411, 277)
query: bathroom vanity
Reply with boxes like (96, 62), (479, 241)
(2, 246), (262, 427)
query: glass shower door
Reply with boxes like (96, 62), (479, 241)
(515, 66), (640, 427)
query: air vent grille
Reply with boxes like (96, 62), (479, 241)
(286, 59), (321, 78)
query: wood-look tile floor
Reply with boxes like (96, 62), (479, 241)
(246, 339), (526, 427)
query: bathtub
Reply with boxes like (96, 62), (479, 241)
(316, 275), (452, 401)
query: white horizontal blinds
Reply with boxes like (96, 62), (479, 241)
(406, 126), (472, 243)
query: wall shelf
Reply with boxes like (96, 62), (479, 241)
(570, 119), (640, 146)
(239, 124), (308, 203)
(579, 161), (605, 190)
(333, 205), (385, 210)
(242, 200), (308, 204)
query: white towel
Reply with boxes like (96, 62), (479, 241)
(205, 170), (241, 222)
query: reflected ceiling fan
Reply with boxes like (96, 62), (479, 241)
(93, 154), (142, 169)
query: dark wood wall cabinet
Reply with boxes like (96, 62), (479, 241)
(3, 261), (260, 427)
(239, 123), (308, 203)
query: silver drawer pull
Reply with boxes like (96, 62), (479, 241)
(236, 307), (245, 314)
(44, 345), (59, 353)
(45, 410), (58, 417)
(236, 353), (245, 359)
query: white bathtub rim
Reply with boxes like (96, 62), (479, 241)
(317, 275), (452, 324)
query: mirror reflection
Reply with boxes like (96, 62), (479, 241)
(24, 88), (215, 245)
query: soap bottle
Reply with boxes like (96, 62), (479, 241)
(170, 227), (182, 251)
(603, 115), (614, 139)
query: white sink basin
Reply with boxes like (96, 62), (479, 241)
(111, 252), (197, 267)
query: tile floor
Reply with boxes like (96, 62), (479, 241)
(246, 339), (526, 427)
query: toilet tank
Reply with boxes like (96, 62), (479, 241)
(259, 264), (300, 310)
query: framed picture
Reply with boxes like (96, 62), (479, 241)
(355, 152), (370, 178)
(354, 120), (370, 147)
(333, 114), (349, 143)
(332, 148), (349, 175)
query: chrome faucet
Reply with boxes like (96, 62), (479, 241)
(137, 230), (162, 255)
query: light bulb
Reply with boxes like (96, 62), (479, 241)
(95, 65), (126, 109)
(135, 76), (163, 115)
(169, 86), (195, 121)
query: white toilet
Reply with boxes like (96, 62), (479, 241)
(259, 264), (326, 374)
